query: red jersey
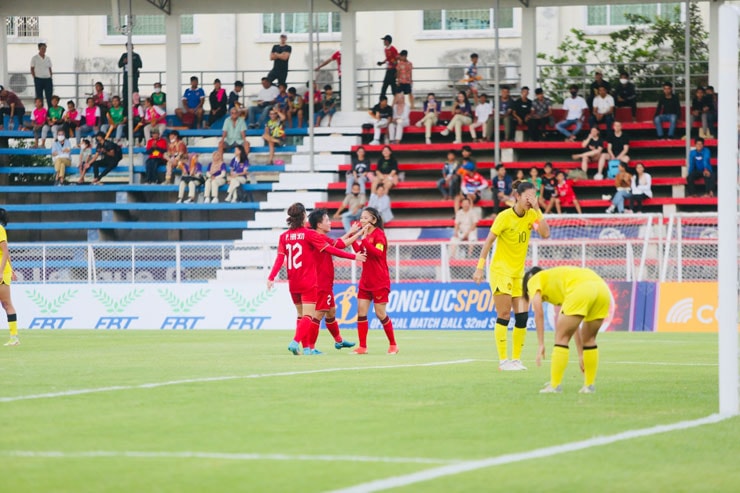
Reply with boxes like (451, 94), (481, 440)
(331, 51), (342, 78)
(384, 46), (399, 69)
(352, 228), (390, 291)
(316, 238), (345, 292)
(556, 180), (577, 205)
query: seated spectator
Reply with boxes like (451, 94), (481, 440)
(142, 97), (166, 142)
(437, 151), (458, 200)
(491, 164), (513, 214)
(220, 107), (249, 152)
(224, 144), (250, 203)
(415, 92), (441, 145)
(228, 81), (247, 118)
(527, 166), (542, 202)
(62, 100), (80, 139)
(387, 93), (410, 144)
(452, 146), (474, 212)
(302, 80), (322, 127)
(553, 170), (582, 214)
(630, 163), (652, 212)
(687, 138), (715, 197)
(274, 83), (289, 114)
(50, 130), (71, 185)
(152, 82), (167, 111)
(77, 97), (101, 141)
(589, 85), (614, 135)
(43, 95), (65, 144)
(596, 121), (630, 179)
(204, 149), (227, 203)
(263, 107), (286, 165)
(143, 128), (167, 184)
(102, 96), (126, 143)
(315, 84), (337, 127)
(539, 162), (557, 214)
(654, 81), (680, 140)
(458, 162), (490, 212)
(164, 130), (188, 184)
(440, 91), (473, 144)
(555, 85), (588, 142)
(450, 197), (481, 258)
(334, 182), (367, 232)
(374, 145), (399, 190)
(28, 98), (48, 148)
(93, 82), (110, 116)
(248, 77), (280, 129)
(176, 156), (204, 204)
(90, 131), (123, 185)
(587, 70), (611, 110)
(614, 72), (638, 121)
(486, 85), (515, 142)
(702, 86), (717, 139)
(130, 94), (145, 144)
(368, 182), (394, 224)
(76, 138), (95, 183)
(690, 86), (705, 140)
(0, 88), (25, 130)
(528, 88), (553, 141)
(175, 76), (205, 129)
(285, 87), (303, 129)
(206, 78), (228, 128)
(511, 87), (533, 140)
(605, 162), (632, 214)
(572, 127), (604, 175)
(368, 95), (393, 145)
(346, 146), (371, 195)
(469, 93), (492, 142)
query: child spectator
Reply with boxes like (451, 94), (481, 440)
(93, 82), (110, 116)
(459, 163), (489, 209)
(415, 92), (441, 145)
(274, 83), (290, 114)
(204, 149), (227, 203)
(346, 146), (371, 195)
(164, 130), (188, 184)
(463, 53), (482, 103)
(43, 95), (65, 144)
(388, 93), (410, 144)
(28, 98), (48, 148)
(176, 155), (205, 204)
(554, 170), (582, 214)
(224, 144), (250, 203)
(527, 167), (542, 201)
(395, 49), (414, 109)
(286, 87), (303, 129)
(605, 162), (633, 214)
(143, 128), (167, 184)
(315, 84), (337, 127)
(263, 107), (286, 165)
(76, 138), (94, 183)
(469, 93), (492, 142)
(539, 162), (558, 213)
(228, 80), (246, 117)
(78, 97), (101, 141)
(437, 151), (458, 200)
(142, 97), (166, 142)
(62, 100), (81, 139)
(630, 163), (653, 212)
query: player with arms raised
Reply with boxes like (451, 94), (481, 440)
(267, 203), (366, 355)
(473, 182), (550, 370)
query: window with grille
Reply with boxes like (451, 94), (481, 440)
(6, 16), (40, 38)
(106, 15), (194, 35)
(587, 4), (681, 27)
(262, 13), (341, 34)
(422, 9), (515, 31)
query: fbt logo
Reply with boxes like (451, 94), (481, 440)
(227, 317), (270, 330)
(161, 316), (204, 330)
(95, 317), (139, 330)
(28, 317), (72, 329)
(665, 298), (717, 324)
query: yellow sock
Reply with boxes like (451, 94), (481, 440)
(583, 346), (599, 387)
(512, 327), (527, 360)
(551, 345), (569, 388)
(8, 318), (18, 337)
(494, 322), (508, 361)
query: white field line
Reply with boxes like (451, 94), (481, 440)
(0, 359), (475, 404)
(325, 414), (732, 493)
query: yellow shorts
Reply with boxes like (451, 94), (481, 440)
(489, 273), (523, 298)
(1, 271), (11, 285)
(561, 280), (611, 322)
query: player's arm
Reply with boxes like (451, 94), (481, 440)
(473, 230), (497, 284)
(320, 243), (365, 262)
(266, 238), (286, 288)
(531, 291), (546, 366)
(527, 194), (550, 239)
(340, 226), (363, 246)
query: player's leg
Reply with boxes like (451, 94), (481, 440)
(492, 288), (513, 369)
(325, 305), (355, 350)
(541, 313), (582, 392)
(300, 301), (319, 355)
(578, 319), (602, 393)
(287, 294), (303, 355)
(509, 294), (529, 370)
(373, 297), (397, 354)
(0, 283), (19, 346)
(354, 296), (371, 354)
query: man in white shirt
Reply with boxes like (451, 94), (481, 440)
(469, 93), (493, 141)
(555, 84), (588, 141)
(589, 85), (615, 135)
(30, 42), (53, 107)
(247, 77), (280, 129)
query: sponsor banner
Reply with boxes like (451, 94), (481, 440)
(657, 282), (733, 333)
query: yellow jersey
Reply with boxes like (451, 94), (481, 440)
(526, 266), (604, 306)
(0, 225), (12, 279)
(490, 207), (542, 278)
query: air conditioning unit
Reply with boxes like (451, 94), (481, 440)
(8, 73), (36, 99)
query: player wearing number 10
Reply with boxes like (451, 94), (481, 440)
(267, 203), (366, 355)
(473, 181), (550, 370)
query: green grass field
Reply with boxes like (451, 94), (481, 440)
(1, 330), (738, 493)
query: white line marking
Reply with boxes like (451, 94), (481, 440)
(0, 359), (475, 404)
(325, 414), (732, 493)
(606, 361), (717, 367)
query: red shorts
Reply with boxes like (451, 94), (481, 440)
(315, 290), (335, 311)
(290, 287), (317, 305)
(358, 287), (390, 304)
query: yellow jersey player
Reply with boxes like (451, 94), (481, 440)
(0, 209), (19, 346)
(523, 265), (611, 394)
(474, 181), (550, 370)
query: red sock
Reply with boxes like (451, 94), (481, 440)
(325, 317), (342, 343)
(381, 316), (396, 345)
(298, 315), (312, 348)
(358, 316), (369, 348)
(293, 317), (301, 343)
(309, 317), (320, 348)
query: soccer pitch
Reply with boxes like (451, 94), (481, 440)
(1, 330), (738, 492)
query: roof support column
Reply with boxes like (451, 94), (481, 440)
(0, 16), (8, 90)
(708, 0), (721, 87)
(340, 9), (357, 111)
(519, 6), (536, 89)
(165, 14), (182, 114)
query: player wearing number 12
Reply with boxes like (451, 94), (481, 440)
(473, 181), (550, 370)
(267, 203), (366, 355)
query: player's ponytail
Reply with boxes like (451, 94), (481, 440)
(0, 208), (8, 227)
(308, 208), (328, 229)
(363, 207), (383, 230)
(286, 203), (306, 229)
(522, 266), (543, 301)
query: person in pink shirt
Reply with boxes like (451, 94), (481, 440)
(28, 98), (49, 148)
(77, 97), (101, 140)
(62, 100), (81, 139)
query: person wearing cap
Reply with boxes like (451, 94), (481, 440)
(117, 43), (142, 107)
(457, 162), (489, 211)
(207, 79), (228, 128)
(30, 42), (53, 108)
(377, 34), (399, 99)
(587, 70), (611, 112)
(267, 34), (292, 87)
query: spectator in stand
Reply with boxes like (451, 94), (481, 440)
(539, 162), (558, 213)
(141, 97), (166, 142)
(334, 182), (367, 232)
(513, 169), (525, 185)
(43, 95), (65, 143)
(415, 92), (441, 145)
(511, 87), (533, 140)
(0, 88), (25, 130)
(459, 162), (490, 211)
(286, 87), (304, 129)
(267, 34), (292, 87)
(441, 91), (473, 144)
(596, 120), (630, 179)
(528, 88), (553, 141)
(692, 86), (716, 140)
(28, 98), (48, 148)
(469, 93), (492, 142)
(687, 138), (715, 197)
(228, 81), (247, 118)
(369, 182), (394, 224)
(30, 42), (53, 107)
(702, 86), (717, 138)
(374, 145), (399, 190)
(437, 151), (459, 200)
(93, 82), (110, 116)
(556, 84), (588, 142)
(487, 85), (514, 142)
(302, 80), (322, 126)
(614, 71), (638, 122)
(492, 164), (513, 214)
(118, 43), (142, 107)
(77, 97), (101, 141)
(654, 81), (681, 140)
(377, 35), (399, 99)
(690, 87), (705, 140)
(274, 83), (290, 114)
(315, 50), (342, 90)
(143, 127), (167, 184)
(224, 144), (250, 203)
(175, 155), (204, 204)
(315, 84), (338, 127)
(587, 70), (611, 110)
(176, 76), (205, 129)
(204, 149), (227, 203)
(572, 127), (604, 175)
(395, 50), (414, 109)
(368, 95), (393, 145)
(387, 93), (410, 144)
(90, 131), (123, 185)
(630, 163), (652, 212)
(463, 53), (483, 104)
(206, 79), (228, 128)
(164, 130), (188, 184)
(50, 130), (71, 185)
(346, 146), (371, 194)
(221, 107), (249, 152)
(102, 95), (126, 143)
(450, 197), (481, 258)
(263, 107), (286, 165)
(130, 94), (145, 144)
(452, 146), (474, 207)
(62, 100), (80, 139)
(248, 77), (280, 130)
(527, 167), (542, 202)
(554, 170), (582, 214)
(605, 162), (633, 214)
(152, 82), (166, 111)
(589, 85), (615, 135)
(76, 138), (95, 183)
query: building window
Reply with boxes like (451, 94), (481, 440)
(6, 16), (40, 38)
(422, 9), (514, 31)
(587, 4), (681, 27)
(262, 13), (340, 35)
(106, 15), (194, 36)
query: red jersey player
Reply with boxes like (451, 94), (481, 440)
(349, 207), (397, 354)
(267, 203), (366, 355)
(307, 208), (364, 353)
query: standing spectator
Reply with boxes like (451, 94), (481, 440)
(206, 79), (228, 128)
(228, 81), (247, 117)
(334, 182), (366, 232)
(43, 95), (65, 143)
(50, 130), (71, 185)
(247, 78), (280, 130)
(368, 183), (394, 225)
(463, 53), (482, 104)
(589, 85), (615, 135)
(630, 163), (652, 212)
(605, 162), (633, 214)
(368, 95), (393, 145)
(539, 162), (558, 213)
(204, 149), (227, 203)
(176, 76), (205, 129)
(175, 156), (204, 204)
(415, 92), (441, 145)
(62, 100), (80, 139)
(152, 82), (167, 112)
(267, 34), (292, 86)
(117, 43), (142, 107)
(687, 138), (715, 197)
(0, 89), (25, 130)
(596, 121), (630, 179)
(263, 108), (286, 165)
(93, 82), (110, 116)
(346, 146), (371, 194)
(315, 85), (337, 127)
(30, 42), (53, 107)
(220, 107), (249, 152)
(492, 164), (513, 214)
(511, 87), (533, 139)
(469, 93), (492, 142)
(141, 97), (166, 142)
(450, 197), (481, 258)
(572, 127), (604, 175)
(102, 95), (126, 142)
(164, 130), (188, 184)
(702, 86), (717, 139)
(315, 50), (342, 90)
(377, 35), (399, 98)
(555, 84), (588, 142)
(387, 93), (410, 144)
(143, 128), (167, 184)
(587, 70), (611, 110)
(487, 85), (514, 141)
(91, 132), (123, 185)
(554, 170), (582, 214)
(28, 98), (48, 148)
(528, 88), (553, 142)
(653, 81), (680, 140)
(395, 50), (414, 109)
(224, 145), (250, 203)
(285, 87), (303, 129)
(437, 151), (458, 200)
(614, 71), (638, 122)
(374, 145), (399, 190)
(77, 97), (101, 141)
(440, 91), (473, 144)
